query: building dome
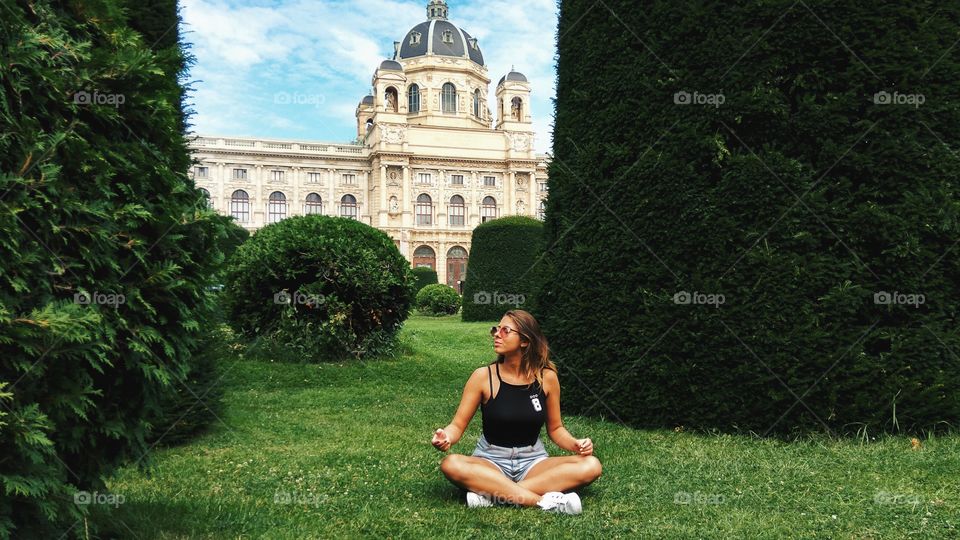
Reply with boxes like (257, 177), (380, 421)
(397, 1), (484, 66)
(379, 59), (403, 71)
(360, 95), (374, 106)
(498, 70), (528, 86)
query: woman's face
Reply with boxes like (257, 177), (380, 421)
(492, 315), (525, 356)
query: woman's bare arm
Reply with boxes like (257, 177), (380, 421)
(436, 367), (485, 447)
(543, 369), (583, 452)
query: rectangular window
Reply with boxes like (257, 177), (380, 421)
(271, 170), (284, 182)
(232, 168), (248, 180)
(307, 172), (322, 183)
(195, 166), (209, 178)
(539, 181), (548, 193)
(342, 173), (356, 185)
(449, 206), (465, 226)
(450, 174), (464, 185)
(483, 176), (496, 187)
(417, 173), (433, 185)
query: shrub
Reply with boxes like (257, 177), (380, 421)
(223, 215), (415, 360)
(417, 284), (461, 315)
(0, 0), (235, 536)
(411, 267), (439, 294)
(540, 0), (960, 436)
(461, 216), (546, 321)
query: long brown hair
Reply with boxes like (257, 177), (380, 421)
(496, 309), (557, 389)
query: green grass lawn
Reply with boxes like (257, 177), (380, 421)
(95, 313), (958, 539)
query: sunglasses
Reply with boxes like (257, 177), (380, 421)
(490, 325), (525, 338)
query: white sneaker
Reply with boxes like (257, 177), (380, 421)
(537, 491), (582, 515)
(466, 491), (494, 508)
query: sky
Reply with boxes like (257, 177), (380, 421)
(180, 0), (559, 154)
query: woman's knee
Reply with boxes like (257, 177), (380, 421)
(581, 455), (602, 482)
(440, 454), (466, 481)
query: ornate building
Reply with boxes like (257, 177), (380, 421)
(191, 0), (549, 287)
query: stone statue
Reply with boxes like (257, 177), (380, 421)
(511, 98), (522, 121)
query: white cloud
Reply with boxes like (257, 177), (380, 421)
(182, 0), (558, 152)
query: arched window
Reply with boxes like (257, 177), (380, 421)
(385, 86), (398, 112)
(446, 246), (468, 287)
(304, 193), (323, 215)
(481, 196), (497, 223)
(537, 199), (546, 221)
(473, 89), (481, 118)
(230, 190), (249, 223)
(511, 96), (523, 121)
(413, 245), (436, 270)
(340, 194), (358, 220)
(268, 191), (287, 223)
(416, 193), (433, 226)
(408, 84), (420, 114)
(442, 83), (457, 113)
(366, 118), (374, 131)
(198, 188), (212, 208)
(448, 195), (465, 226)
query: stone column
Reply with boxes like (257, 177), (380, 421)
(438, 240), (447, 287)
(254, 164), (263, 227)
(216, 162), (225, 213)
(508, 170), (516, 218)
(327, 168), (336, 216)
(469, 170), (479, 226)
(402, 165), (412, 228)
(379, 165), (388, 226)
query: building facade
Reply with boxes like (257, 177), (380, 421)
(191, 0), (549, 287)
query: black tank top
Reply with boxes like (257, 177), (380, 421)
(480, 361), (548, 447)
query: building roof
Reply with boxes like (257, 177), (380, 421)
(397, 2), (484, 66)
(498, 70), (528, 86)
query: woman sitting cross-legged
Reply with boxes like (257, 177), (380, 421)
(430, 309), (602, 514)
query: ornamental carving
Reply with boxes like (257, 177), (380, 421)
(506, 132), (531, 151)
(378, 123), (407, 144)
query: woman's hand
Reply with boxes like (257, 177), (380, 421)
(574, 437), (593, 456)
(432, 428), (452, 452)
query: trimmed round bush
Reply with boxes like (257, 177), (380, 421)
(223, 215), (415, 360)
(461, 216), (545, 321)
(412, 266), (439, 294)
(417, 284), (461, 315)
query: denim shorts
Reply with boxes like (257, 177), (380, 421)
(471, 433), (549, 482)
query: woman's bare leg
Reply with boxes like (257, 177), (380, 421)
(517, 455), (602, 495)
(440, 454), (543, 507)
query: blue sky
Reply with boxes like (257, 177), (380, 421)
(181, 0), (559, 154)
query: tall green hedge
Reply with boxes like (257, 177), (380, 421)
(461, 216), (545, 321)
(0, 1), (234, 536)
(540, 0), (960, 436)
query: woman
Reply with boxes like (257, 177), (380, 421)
(431, 310), (602, 514)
